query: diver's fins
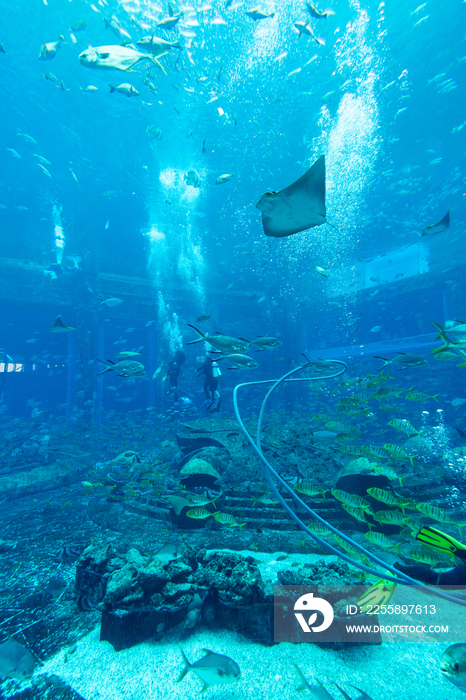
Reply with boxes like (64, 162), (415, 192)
(415, 526), (466, 561)
(356, 578), (397, 613)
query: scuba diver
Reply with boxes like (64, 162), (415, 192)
(166, 348), (186, 403)
(394, 526), (466, 586)
(197, 356), (222, 413)
(0, 348), (14, 402)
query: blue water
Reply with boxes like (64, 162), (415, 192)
(1, 0), (466, 697)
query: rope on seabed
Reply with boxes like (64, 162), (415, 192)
(233, 360), (466, 608)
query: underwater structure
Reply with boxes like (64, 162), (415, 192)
(1, 1), (466, 699)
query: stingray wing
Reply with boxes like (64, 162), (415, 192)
(49, 316), (76, 333)
(421, 209), (450, 236)
(257, 155), (326, 237)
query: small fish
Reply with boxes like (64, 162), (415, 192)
(39, 39), (64, 61)
(249, 336), (282, 350)
(416, 503), (463, 533)
(70, 19), (87, 32)
(332, 490), (373, 513)
(152, 364), (163, 379)
(314, 264), (329, 278)
(383, 443), (414, 466)
(388, 418), (418, 436)
(184, 170), (201, 187)
(177, 649), (241, 693)
(405, 389), (439, 402)
(367, 487), (407, 511)
(53, 545), (81, 562)
(365, 531), (397, 550)
(136, 35), (182, 55)
(186, 507), (214, 520)
(98, 297), (123, 308)
(245, 9), (275, 21)
(370, 325), (382, 333)
(103, 15), (131, 39)
(451, 397), (466, 407)
(215, 172), (236, 184)
(43, 576), (67, 599)
(109, 83), (139, 97)
(374, 353), (426, 371)
(212, 511), (245, 530)
(196, 314), (211, 322)
(154, 543), (184, 563)
(294, 483), (327, 499)
(97, 359), (147, 377)
(157, 14), (183, 29)
(307, 2), (335, 19)
(251, 493), (279, 506)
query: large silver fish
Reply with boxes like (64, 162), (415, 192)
(186, 325), (250, 353)
(97, 359), (147, 377)
(216, 354), (259, 369)
(78, 45), (167, 73)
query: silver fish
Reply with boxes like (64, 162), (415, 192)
(135, 35), (182, 55)
(216, 354), (259, 369)
(441, 644), (466, 693)
(186, 325), (250, 353)
(109, 82), (139, 97)
(374, 353), (426, 371)
(177, 649), (240, 693)
(79, 45), (166, 73)
(97, 359), (147, 377)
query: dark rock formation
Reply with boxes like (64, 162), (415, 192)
(76, 543), (380, 652)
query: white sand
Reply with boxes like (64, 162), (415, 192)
(37, 550), (466, 699)
(39, 625), (464, 700)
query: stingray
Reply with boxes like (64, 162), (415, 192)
(256, 155), (327, 237)
(0, 638), (35, 681)
(421, 209), (450, 236)
(48, 316), (77, 333)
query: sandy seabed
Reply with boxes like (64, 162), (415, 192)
(39, 625), (464, 700)
(37, 550), (465, 700)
